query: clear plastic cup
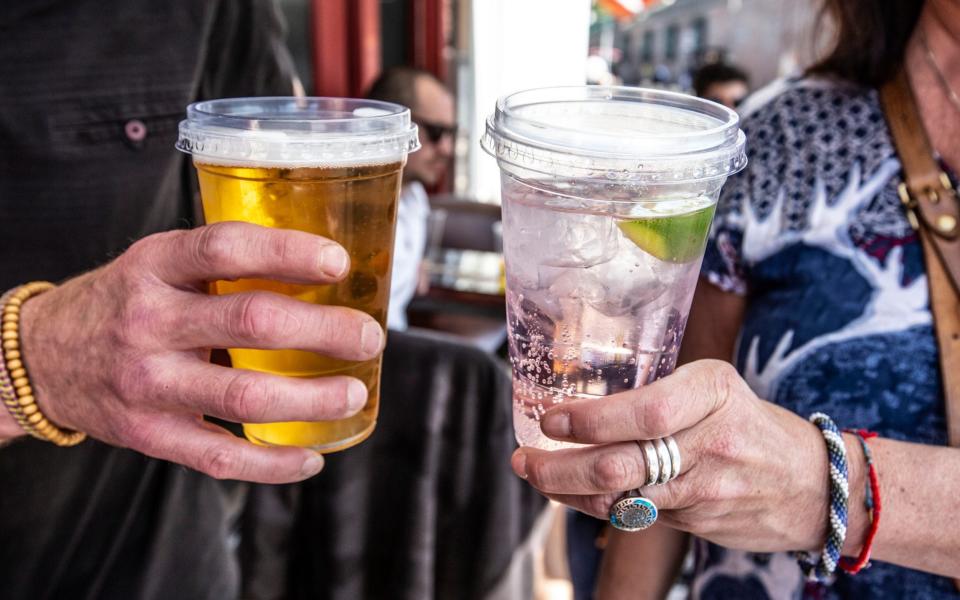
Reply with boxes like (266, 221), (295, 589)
(177, 97), (419, 452)
(481, 86), (746, 450)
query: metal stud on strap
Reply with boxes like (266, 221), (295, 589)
(938, 214), (957, 235)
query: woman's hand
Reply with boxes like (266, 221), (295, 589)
(12, 222), (385, 484)
(511, 360), (842, 554)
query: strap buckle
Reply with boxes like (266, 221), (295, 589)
(899, 173), (959, 239)
(897, 183), (920, 230)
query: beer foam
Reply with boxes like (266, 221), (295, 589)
(193, 154), (405, 170)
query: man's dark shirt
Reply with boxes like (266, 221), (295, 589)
(0, 1), (295, 598)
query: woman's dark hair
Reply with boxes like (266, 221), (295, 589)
(808, 0), (924, 87)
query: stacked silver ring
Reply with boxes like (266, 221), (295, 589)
(640, 435), (682, 486)
(609, 435), (682, 532)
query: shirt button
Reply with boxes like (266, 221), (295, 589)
(124, 119), (147, 142)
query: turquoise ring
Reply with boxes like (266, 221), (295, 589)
(609, 495), (658, 532)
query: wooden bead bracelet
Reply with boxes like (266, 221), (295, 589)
(1, 282), (86, 446)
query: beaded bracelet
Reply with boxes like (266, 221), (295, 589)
(839, 429), (881, 575)
(1, 282), (86, 446)
(796, 412), (849, 582)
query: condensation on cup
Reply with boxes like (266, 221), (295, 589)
(482, 86), (746, 450)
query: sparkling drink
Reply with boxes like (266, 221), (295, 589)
(503, 180), (714, 449)
(177, 97), (419, 452)
(196, 161), (402, 451)
(482, 87), (745, 450)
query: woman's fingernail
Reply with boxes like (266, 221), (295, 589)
(347, 379), (368, 413)
(512, 452), (528, 479)
(320, 245), (349, 278)
(361, 321), (384, 355)
(542, 411), (571, 438)
(301, 452), (324, 477)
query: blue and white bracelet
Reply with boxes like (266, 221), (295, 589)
(796, 412), (849, 582)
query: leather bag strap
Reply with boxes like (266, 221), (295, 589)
(880, 67), (960, 446)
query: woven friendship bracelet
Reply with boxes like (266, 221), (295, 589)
(1, 282), (86, 446)
(797, 412), (849, 582)
(839, 429), (881, 575)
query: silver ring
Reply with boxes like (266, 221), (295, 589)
(654, 438), (672, 484)
(665, 435), (682, 481)
(639, 440), (660, 486)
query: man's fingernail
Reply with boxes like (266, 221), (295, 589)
(512, 452), (528, 479)
(301, 452), (324, 477)
(319, 245), (349, 278)
(347, 379), (368, 413)
(361, 321), (384, 355)
(542, 411), (571, 438)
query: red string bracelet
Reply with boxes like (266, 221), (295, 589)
(839, 429), (881, 575)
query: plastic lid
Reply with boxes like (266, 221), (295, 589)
(177, 97), (420, 167)
(481, 86), (746, 183)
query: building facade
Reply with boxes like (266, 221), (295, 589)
(606, 0), (820, 91)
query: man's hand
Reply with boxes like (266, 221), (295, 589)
(13, 222), (384, 483)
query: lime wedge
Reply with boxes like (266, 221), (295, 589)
(617, 205), (716, 263)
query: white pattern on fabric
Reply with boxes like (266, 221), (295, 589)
(739, 158), (929, 400)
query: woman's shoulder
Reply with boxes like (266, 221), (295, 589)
(740, 75), (883, 130)
(732, 76), (897, 215)
(738, 77), (891, 165)
(701, 76), (906, 294)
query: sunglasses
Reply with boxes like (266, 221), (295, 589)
(413, 116), (457, 144)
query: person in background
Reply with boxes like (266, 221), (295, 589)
(692, 61), (750, 110)
(366, 66), (457, 330)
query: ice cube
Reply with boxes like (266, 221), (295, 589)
(584, 242), (667, 316)
(506, 207), (618, 291)
(543, 269), (605, 323)
(539, 212), (618, 268)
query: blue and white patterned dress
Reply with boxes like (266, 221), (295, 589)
(695, 77), (958, 599)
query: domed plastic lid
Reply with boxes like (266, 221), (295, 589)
(177, 97), (420, 167)
(481, 86), (746, 183)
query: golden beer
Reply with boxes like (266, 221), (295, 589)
(196, 160), (403, 452)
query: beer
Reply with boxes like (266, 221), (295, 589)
(196, 160), (403, 452)
(177, 96), (419, 451)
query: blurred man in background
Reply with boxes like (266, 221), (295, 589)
(692, 61), (750, 109)
(367, 67), (456, 330)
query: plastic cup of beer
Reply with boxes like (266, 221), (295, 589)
(481, 87), (746, 450)
(176, 97), (420, 452)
